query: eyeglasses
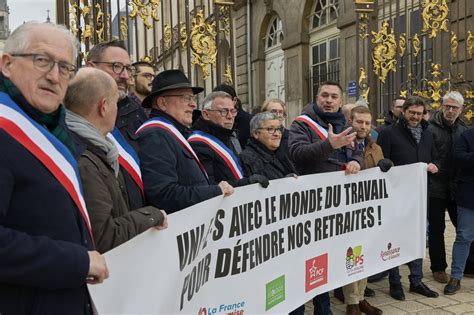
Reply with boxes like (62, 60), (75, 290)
(257, 126), (284, 135)
(137, 72), (154, 80)
(91, 61), (136, 76)
(443, 104), (461, 111)
(12, 53), (77, 80)
(163, 94), (197, 103)
(270, 109), (286, 117)
(206, 108), (238, 117)
(406, 110), (424, 117)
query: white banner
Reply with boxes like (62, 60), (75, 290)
(89, 163), (427, 314)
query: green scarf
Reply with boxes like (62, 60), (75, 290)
(0, 75), (76, 155)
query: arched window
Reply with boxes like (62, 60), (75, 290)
(266, 16), (284, 49)
(311, 0), (339, 29)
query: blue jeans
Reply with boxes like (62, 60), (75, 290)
(451, 206), (474, 280)
(288, 292), (331, 315)
(389, 258), (423, 286)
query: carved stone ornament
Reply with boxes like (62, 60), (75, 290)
(191, 10), (217, 80)
(371, 20), (397, 84)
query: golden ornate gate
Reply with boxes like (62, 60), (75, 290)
(354, 0), (474, 124)
(56, 0), (236, 90)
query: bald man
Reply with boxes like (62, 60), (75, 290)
(64, 68), (167, 253)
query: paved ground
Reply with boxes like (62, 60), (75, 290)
(304, 219), (474, 314)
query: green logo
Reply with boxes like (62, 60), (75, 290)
(265, 275), (285, 310)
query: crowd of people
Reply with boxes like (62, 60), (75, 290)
(1, 21), (473, 315)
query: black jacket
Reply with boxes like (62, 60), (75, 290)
(115, 96), (148, 152)
(375, 110), (397, 133)
(138, 109), (222, 213)
(191, 117), (245, 186)
(454, 129), (474, 209)
(240, 138), (297, 180)
(377, 116), (437, 166)
(427, 110), (468, 200)
(234, 105), (252, 148)
(288, 103), (364, 175)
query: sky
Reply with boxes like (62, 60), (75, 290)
(9, 0), (56, 32)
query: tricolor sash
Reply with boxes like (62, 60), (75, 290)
(107, 128), (144, 196)
(136, 117), (208, 178)
(188, 130), (244, 180)
(0, 92), (94, 242)
(295, 114), (328, 140)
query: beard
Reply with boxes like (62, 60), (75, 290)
(118, 90), (127, 100)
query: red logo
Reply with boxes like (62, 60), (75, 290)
(198, 307), (207, 315)
(305, 253), (328, 292)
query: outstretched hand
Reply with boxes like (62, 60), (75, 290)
(327, 124), (357, 149)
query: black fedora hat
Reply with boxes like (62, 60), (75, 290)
(142, 69), (204, 108)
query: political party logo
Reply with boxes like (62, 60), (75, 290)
(345, 245), (364, 276)
(198, 307), (207, 315)
(305, 253), (328, 292)
(380, 242), (401, 261)
(197, 301), (245, 315)
(265, 275), (285, 311)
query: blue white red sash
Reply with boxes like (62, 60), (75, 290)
(107, 128), (144, 196)
(0, 92), (94, 242)
(295, 115), (328, 140)
(188, 130), (243, 180)
(136, 117), (208, 178)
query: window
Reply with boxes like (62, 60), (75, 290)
(266, 16), (284, 49)
(311, 0), (339, 29)
(311, 38), (340, 100)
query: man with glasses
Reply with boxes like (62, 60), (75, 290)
(137, 70), (234, 213)
(129, 61), (155, 114)
(289, 81), (364, 315)
(86, 39), (147, 152)
(0, 22), (108, 314)
(377, 96), (440, 300)
(189, 91), (269, 188)
(427, 91), (471, 284)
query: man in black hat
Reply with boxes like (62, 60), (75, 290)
(137, 70), (234, 213)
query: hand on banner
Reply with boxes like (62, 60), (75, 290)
(328, 124), (357, 149)
(248, 174), (270, 188)
(154, 210), (168, 230)
(345, 160), (361, 175)
(218, 181), (234, 196)
(427, 163), (439, 174)
(87, 251), (109, 284)
(285, 173), (298, 179)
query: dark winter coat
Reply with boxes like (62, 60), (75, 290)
(240, 138), (297, 180)
(0, 122), (92, 313)
(375, 110), (397, 133)
(235, 105), (252, 148)
(190, 117), (245, 186)
(427, 110), (468, 200)
(73, 134), (164, 253)
(288, 103), (364, 175)
(138, 109), (222, 213)
(454, 128), (474, 209)
(377, 116), (437, 166)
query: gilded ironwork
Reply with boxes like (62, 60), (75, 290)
(358, 67), (369, 103)
(140, 56), (153, 63)
(129, 0), (160, 29)
(426, 63), (449, 109)
(467, 31), (474, 57)
(451, 32), (458, 58)
(422, 0), (449, 39)
(82, 24), (94, 44)
(120, 16), (128, 40)
(106, 13), (111, 41)
(218, 5), (231, 36)
(399, 90), (407, 98)
(464, 110), (473, 121)
(191, 10), (217, 80)
(399, 33), (406, 57)
(358, 13), (369, 39)
(69, 3), (79, 37)
(354, 0), (375, 13)
(371, 20), (397, 84)
(224, 64), (233, 85)
(164, 24), (171, 50)
(412, 33), (421, 57)
(180, 23), (188, 48)
(95, 3), (105, 43)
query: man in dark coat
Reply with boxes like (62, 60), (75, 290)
(213, 83), (252, 148)
(0, 22), (108, 314)
(64, 68), (167, 254)
(190, 91), (269, 187)
(376, 97), (404, 132)
(444, 128), (474, 295)
(87, 39), (147, 211)
(288, 81), (364, 315)
(377, 96), (439, 300)
(427, 91), (470, 283)
(138, 70), (234, 214)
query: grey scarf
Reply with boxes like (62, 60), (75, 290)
(65, 110), (120, 176)
(407, 125), (423, 144)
